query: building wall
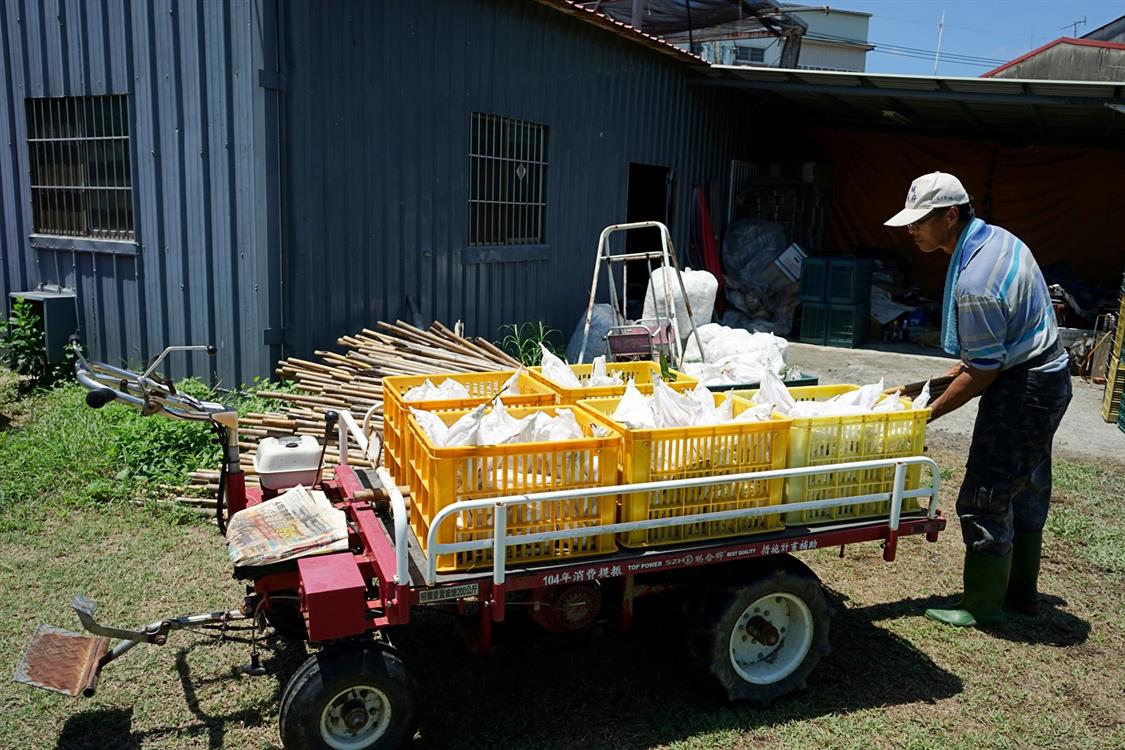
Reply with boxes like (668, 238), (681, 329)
(0, 0), (276, 384)
(990, 42), (1125, 82)
(1082, 16), (1125, 44)
(731, 8), (870, 72)
(280, 0), (752, 359)
(793, 39), (870, 72)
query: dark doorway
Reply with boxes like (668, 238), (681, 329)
(624, 163), (673, 319)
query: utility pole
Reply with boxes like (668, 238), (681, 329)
(933, 10), (945, 76)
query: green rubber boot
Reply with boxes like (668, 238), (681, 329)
(925, 549), (1012, 627)
(1005, 531), (1043, 615)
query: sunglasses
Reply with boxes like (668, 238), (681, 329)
(906, 208), (944, 231)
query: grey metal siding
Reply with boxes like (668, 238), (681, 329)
(282, 0), (751, 359)
(0, 0), (272, 385)
(2, 0), (752, 382)
(992, 42), (1125, 82)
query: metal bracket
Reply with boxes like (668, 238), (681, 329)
(257, 69), (288, 92)
(263, 327), (286, 346)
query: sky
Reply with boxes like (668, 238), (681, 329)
(822, 0), (1124, 76)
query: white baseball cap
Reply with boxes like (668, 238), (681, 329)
(884, 171), (970, 227)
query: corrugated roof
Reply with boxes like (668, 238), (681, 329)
(700, 66), (1125, 147)
(983, 37), (1125, 78)
(533, 0), (707, 64)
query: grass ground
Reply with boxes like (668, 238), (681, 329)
(1, 373), (1123, 749)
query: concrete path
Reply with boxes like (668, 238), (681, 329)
(787, 342), (1125, 465)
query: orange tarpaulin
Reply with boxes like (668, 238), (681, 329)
(801, 128), (1125, 297)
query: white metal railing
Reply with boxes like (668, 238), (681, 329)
(335, 410), (940, 589)
(421, 456), (939, 587)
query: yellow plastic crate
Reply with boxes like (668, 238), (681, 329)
(382, 370), (555, 483)
(1103, 356), (1124, 422)
(406, 405), (622, 572)
(528, 361), (698, 404)
(732, 385), (929, 525)
(577, 395), (791, 548)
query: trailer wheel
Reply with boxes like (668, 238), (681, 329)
(279, 641), (418, 750)
(699, 562), (830, 705)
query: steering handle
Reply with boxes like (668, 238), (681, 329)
(85, 389), (118, 409)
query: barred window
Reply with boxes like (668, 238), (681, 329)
(468, 113), (548, 246)
(26, 95), (134, 240)
(735, 45), (765, 64)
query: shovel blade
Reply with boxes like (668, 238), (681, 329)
(12, 624), (109, 697)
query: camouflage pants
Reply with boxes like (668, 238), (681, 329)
(957, 366), (1072, 556)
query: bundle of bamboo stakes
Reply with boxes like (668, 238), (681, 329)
(177, 321), (522, 513)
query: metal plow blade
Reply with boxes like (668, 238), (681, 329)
(12, 624), (109, 697)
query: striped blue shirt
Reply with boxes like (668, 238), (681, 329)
(954, 220), (1067, 372)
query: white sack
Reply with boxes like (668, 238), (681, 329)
(540, 344), (581, 388)
(651, 377), (701, 428)
(642, 267), (718, 340)
(478, 400), (527, 445)
(526, 409), (584, 442)
(752, 369), (796, 415)
(611, 380), (657, 429)
(410, 407), (450, 445)
(444, 403), (488, 446)
(404, 378), (471, 402)
(912, 379), (932, 410)
(735, 402), (775, 422)
(586, 356), (623, 387)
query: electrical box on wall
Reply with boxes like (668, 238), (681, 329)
(8, 289), (79, 363)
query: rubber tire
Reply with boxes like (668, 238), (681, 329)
(695, 561), (831, 705)
(265, 591), (308, 641)
(279, 641), (419, 750)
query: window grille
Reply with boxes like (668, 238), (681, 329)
(468, 113), (548, 246)
(26, 95), (133, 240)
(736, 46), (765, 64)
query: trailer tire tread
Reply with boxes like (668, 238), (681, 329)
(696, 558), (830, 706)
(279, 640), (418, 750)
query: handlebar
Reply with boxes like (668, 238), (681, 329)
(70, 338), (235, 425)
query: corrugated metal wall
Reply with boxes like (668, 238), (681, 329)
(2, 0), (752, 382)
(0, 0), (273, 385)
(282, 0), (751, 358)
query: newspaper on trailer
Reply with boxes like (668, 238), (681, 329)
(226, 485), (349, 567)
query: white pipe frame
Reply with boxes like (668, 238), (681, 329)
(422, 455), (940, 587)
(337, 410), (411, 584)
(333, 411), (939, 592)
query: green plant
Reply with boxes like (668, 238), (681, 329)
(499, 321), (563, 366)
(0, 297), (75, 389)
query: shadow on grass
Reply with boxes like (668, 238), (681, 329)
(890, 591), (1091, 647)
(55, 634), (307, 750)
(53, 591), (1087, 750)
(394, 593), (967, 750)
(56, 707), (140, 750)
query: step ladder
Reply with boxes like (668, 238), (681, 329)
(576, 221), (706, 367)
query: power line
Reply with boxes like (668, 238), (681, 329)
(870, 48), (998, 67)
(803, 31), (1007, 65)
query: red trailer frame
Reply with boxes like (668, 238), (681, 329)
(17, 345), (947, 750)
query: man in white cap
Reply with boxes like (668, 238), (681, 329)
(885, 171), (1071, 628)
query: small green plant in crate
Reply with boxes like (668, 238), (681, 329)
(499, 321), (563, 366)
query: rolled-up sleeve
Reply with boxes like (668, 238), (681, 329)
(957, 294), (1007, 370)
